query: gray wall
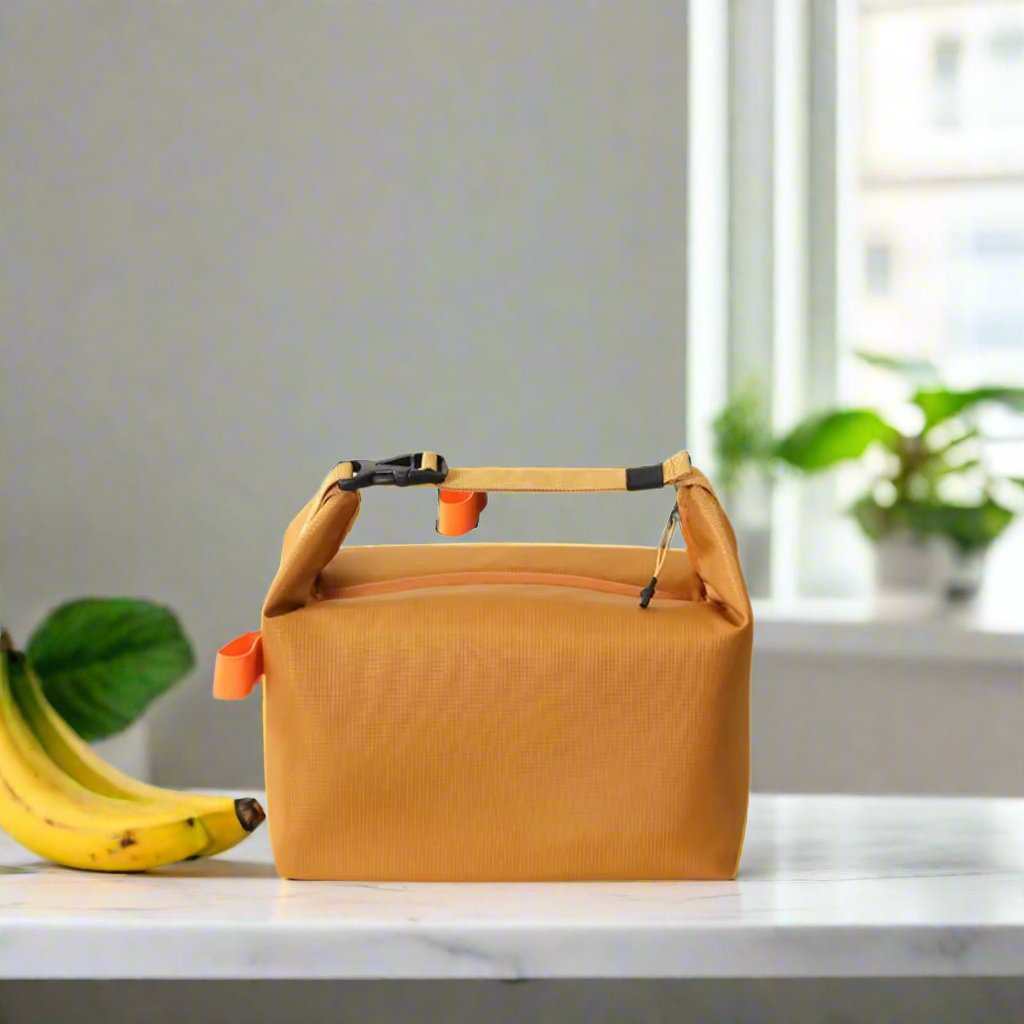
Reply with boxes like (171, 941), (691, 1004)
(2, 1), (686, 785)
(752, 651), (1023, 797)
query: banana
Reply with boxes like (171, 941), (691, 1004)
(3, 657), (191, 823)
(0, 650), (210, 870)
(7, 649), (264, 856)
(0, 634), (265, 871)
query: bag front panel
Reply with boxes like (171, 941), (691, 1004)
(263, 572), (750, 881)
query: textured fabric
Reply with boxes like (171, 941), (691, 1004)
(259, 460), (752, 881)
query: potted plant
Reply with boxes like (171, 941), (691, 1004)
(713, 352), (1024, 603)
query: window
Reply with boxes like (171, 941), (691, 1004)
(849, 0), (1024, 612)
(686, 0), (1024, 608)
(854, 0), (1024, 380)
(851, 0), (1024, 522)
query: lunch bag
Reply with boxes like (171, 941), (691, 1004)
(215, 451), (753, 880)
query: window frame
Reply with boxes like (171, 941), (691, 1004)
(686, 0), (859, 601)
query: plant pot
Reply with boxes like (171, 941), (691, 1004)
(944, 549), (987, 604)
(91, 718), (151, 781)
(872, 534), (988, 613)
(872, 534), (947, 615)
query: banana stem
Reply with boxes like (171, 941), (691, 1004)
(234, 797), (266, 832)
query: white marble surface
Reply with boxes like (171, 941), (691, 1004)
(1, 794), (1022, 980)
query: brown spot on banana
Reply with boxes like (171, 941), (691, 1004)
(119, 831), (138, 848)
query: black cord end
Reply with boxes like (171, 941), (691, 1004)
(639, 577), (658, 609)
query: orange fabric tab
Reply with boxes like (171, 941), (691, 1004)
(213, 631), (264, 700)
(436, 490), (488, 536)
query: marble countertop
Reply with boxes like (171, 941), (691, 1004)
(1, 793), (1022, 980)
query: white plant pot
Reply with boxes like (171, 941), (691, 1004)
(872, 534), (987, 615)
(872, 534), (947, 616)
(91, 718), (151, 781)
(944, 548), (987, 605)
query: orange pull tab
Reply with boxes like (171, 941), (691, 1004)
(213, 631), (263, 700)
(437, 490), (488, 536)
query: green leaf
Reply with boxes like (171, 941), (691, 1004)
(26, 599), (194, 741)
(855, 349), (939, 382)
(903, 499), (1015, 553)
(850, 495), (893, 541)
(912, 387), (1024, 429)
(775, 409), (902, 472)
(851, 496), (1014, 553)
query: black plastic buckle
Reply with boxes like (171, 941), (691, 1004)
(337, 453), (449, 491)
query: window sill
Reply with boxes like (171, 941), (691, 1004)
(753, 598), (1024, 667)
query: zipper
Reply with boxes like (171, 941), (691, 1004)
(317, 570), (689, 604)
(639, 503), (681, 609)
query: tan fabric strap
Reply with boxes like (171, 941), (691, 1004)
(314, 451), (691, 501)
(443, 465), (624, 492)
(444, 450), (690, 492)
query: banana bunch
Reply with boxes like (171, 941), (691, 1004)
(0, 633), (264, 872)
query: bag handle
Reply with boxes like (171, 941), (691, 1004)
(261, 451), (750, 626)
(441, 451), (693, 493)
(325, 450), (693, 495)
